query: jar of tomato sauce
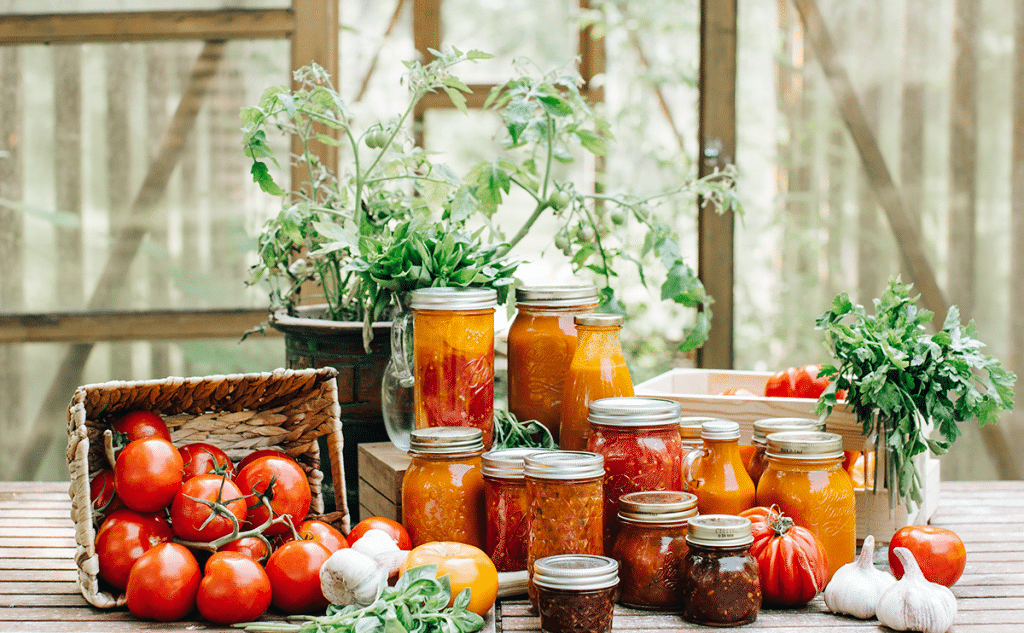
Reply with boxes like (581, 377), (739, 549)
(683, 420), (756, 515)
(560, 314), (634, 451)
(402, 427), (486, 549)
(746, 417), (824, 485)
(586, 397), (683, 554)
(525, 450), (604, 606)
(610, 490), (697, 610)
(482, 447), (536, 572)
(407, 287), (497, 449)
(755, 430), (855, 581)
(507, 285), (598, 444)
(680, 515), (761, 626)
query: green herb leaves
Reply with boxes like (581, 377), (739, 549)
(492, 410), (556, 450)
(814, 277), (1015, 509)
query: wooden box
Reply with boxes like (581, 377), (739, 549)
(357, 441), (410, 523)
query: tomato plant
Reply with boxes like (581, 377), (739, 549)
(125, 542), (201, 621)
(114, 436), (183, 513)
(349, 516), (411, 550)
(264, 539), (332, 614)
(888, 525), (966, 587)
(196, 551), (273, 624)
(170, 474), (248, 542)
(219, 536), (271, 563)
(741, 506), (829, 607)
(401, 541), (498, 617)
(112, 410), (171, 444)
(95, 508), (173, 590)
(89, 468), (123, 521)
(235, 454), (311, 536)
(764, 364), (832, 399)
(179, 442), (235, 480)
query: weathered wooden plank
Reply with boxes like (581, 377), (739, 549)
(0, 592), (89, 608)
(0, 500), (74, 510)
(954, 583), (1024, 598)
(2, 569), (77, 582)
(0, 527), (74, 539)
(0, 537), (76, 549)
(0, 489), (71, 501)
(0, 547), (75, 559)
(0, 518), (75, 529)
(0, 509), (73, 520)
(0, 581), (79, 595)
(0, 557), (75, 571)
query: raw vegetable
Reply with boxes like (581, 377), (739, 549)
(740, 506), (829, 607)
(875, 547), (957, 633)
(823, 534), (896, 619)
(401, 541), (499, 617)
(196, 551), (273, 624)
(125, 542), (202, 621)
(888, 526), (966, 587)
(348, 516), (412, 550)
(265, 539), (332, 614)
(764, 364), (832, 399)
(815, 277), (1015, 509)
(492, 410), (556, 450)
(348, 528), (409, 578)
(319, 547), (388, 607)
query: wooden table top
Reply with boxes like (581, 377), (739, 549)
(1, 480), (1021, 632)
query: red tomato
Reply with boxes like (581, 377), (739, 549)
(764, 364), (831, 399)
(125, 542), (201, 621)
(888, 525), (967, 587)
(219, 536), (271, 563)
(290, 519), (350, 552)
(349, 516), (412, 551)
(264, 539), (332, 614)
(237, 448), (295, 473)
(170, 474), (248, 542)
(235, 455), (311, 536)
(197, 551), (272, 624)
(741, 506), (829, 607)
(114, 436), (183, 513)
(112, 410), (171, 443)
(95, 508), (173, 590)
(179, 442), (235, 480)
(89, 468), (124, 521)
(718, 387), (758, 397)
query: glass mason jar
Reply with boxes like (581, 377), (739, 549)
(507, 285), (599, 445)
(746, 417), (825, 486)
(682, 420), (756, 515)
(534, 555), (619, 633)
(585, 397), (684, 555)
(678, 416), (715, 492)
(755, 430), (855, 582)
(402, 427), (486, 549)
(482, 447), (536, 572)
(560, 314), (634, 451)
(680, 515), (761, 626)
(610, 490), (697, 610)
(525, 450), (605, 605)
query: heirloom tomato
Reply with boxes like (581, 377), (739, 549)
(112, 410), (171, 443)
(888, 525), (966, 587)
(401, 541), (498, 616)
(95, 508), (173, 590)
(114, 436), (183, 512)
(348, 516), (412, 550)
(125, 542), (201, 621)
(179, 442), (235, 480)
(170, 474), (247, 542)
(741, 506), (829, 607)
(265, 539), (332, 614)
(235, 454), (311, 536)
(764, 364), (831, 399)
(197, 551), (272, 624)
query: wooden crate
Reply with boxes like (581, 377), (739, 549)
(357, 442), (410, 523)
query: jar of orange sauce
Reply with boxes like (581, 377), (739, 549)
(683, 420), (756, 515)
(402, 427), (486, 549)
(507, 285), (598, 444)
(755, 431), (855, 581)
(746, 417), (824, 486)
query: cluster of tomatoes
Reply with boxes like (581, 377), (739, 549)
(89, 410), (409, 624)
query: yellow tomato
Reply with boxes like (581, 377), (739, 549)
(400, 541), (498, 616)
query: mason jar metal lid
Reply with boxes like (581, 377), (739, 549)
(752, 417), (825, 443)
(678, 416), (716, 440)
(408, 427), (484, 454)
(701, 419), (740, 440)
(574, 313), (624, 327)
(409, 287), (497, 311)
(532, 555), (619, 591)
(515, 285), (599, 307)
(686, 515), (753, 548)
(765, 431), (844, 459)
(524, 450), (604, 480)
(588, 397), (681, 428)
(618, 490), (698, 524)
(481, 447), (538, 478)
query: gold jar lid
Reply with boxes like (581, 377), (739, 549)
(515, 285), (599, 307)
(481, 447), (538, 479)
(701, 419), (740, 441)
(409, 287), (497, 311)
(686, 515), (753, 548)
(765, 431), (844, 460)
(588, 397), (681, 428)
(618, 490), (698, 525)
(574, 313), (624, 327)
(752, 417), (825, 444)
(533, 555), (619, 591)
(408, 427), (484, 454)
(524, 450), (604, 480)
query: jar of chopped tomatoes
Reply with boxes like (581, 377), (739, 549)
(482, 447), (536, 572)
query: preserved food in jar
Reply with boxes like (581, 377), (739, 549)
(585, 397), (683, 554)
(482, 448), (535, 572)
(610, 490), (697, 610)
(507, 285), (598, 444)
(534, 555), (618, 633)
(755, 431), (855, 581)
(402, 427), (486, 548)
(683, 420), (756, 515)
(560, 314), (634, 451)
(680, 515), (761, 626)
(746, 417), (824, 485)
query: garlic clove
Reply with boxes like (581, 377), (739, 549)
(875, 547), (957, 633)
(320, 547), (388, 606)
(823, 534), (897, 619)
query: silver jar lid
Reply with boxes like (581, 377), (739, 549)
(765, 431), (844, 460)
(408, 427), (484, 454)
(409, 287), (497, 311)
(524, 450), (603, 480)
(618, 490), (698, 524)
(515, 285), (599, 307)
(752, 417), (825, 444)
(481, 447), (538, 479)
(680, 416), (722, 440)
(588, 397), (681, 429)
(532, 555), (619, 591)
(574, 313), (624, 327)
(686, 515), (753, 548)
(701, 419), (740, 440)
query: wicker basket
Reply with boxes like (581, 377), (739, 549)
(65, 367), (346, 609)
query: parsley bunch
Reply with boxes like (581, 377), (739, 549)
(814, 277), (1015, 510)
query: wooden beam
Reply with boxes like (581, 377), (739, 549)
(290, 0), (339, 195)
(0, 10), (294, 45)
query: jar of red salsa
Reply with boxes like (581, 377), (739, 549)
(482, 447), (536, 572)
(585, 397), (683, 554)
(610, 490), (697, 610)
(534, 555), (619, 633)
(680, 515), (761, 626)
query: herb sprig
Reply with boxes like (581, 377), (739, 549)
(492, 410), (556, 450)
(814, 277), (1015, 510)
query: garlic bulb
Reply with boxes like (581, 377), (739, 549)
(319, 547), (387, 606)
(875, 547), (957, 633)
(351, 528), (401, 557)
(823, 534), (897, 619)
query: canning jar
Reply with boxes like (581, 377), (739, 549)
(585, 397), (683, 554)
(482, 447), (536, 572)
(507, 285), (598, 444)
(755, 430), (855, 581)
(678, 417), (712, 492)
(610, 490), (697, 610)
(534, 555), (619, 633)
(680, 515), (761, 626)
(746, 417), (825, 485)
(402, 427), (486, 548)
(560, 314), (634, 451)
(525, 450), (604, 605)
(682, 420), (756, 515)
